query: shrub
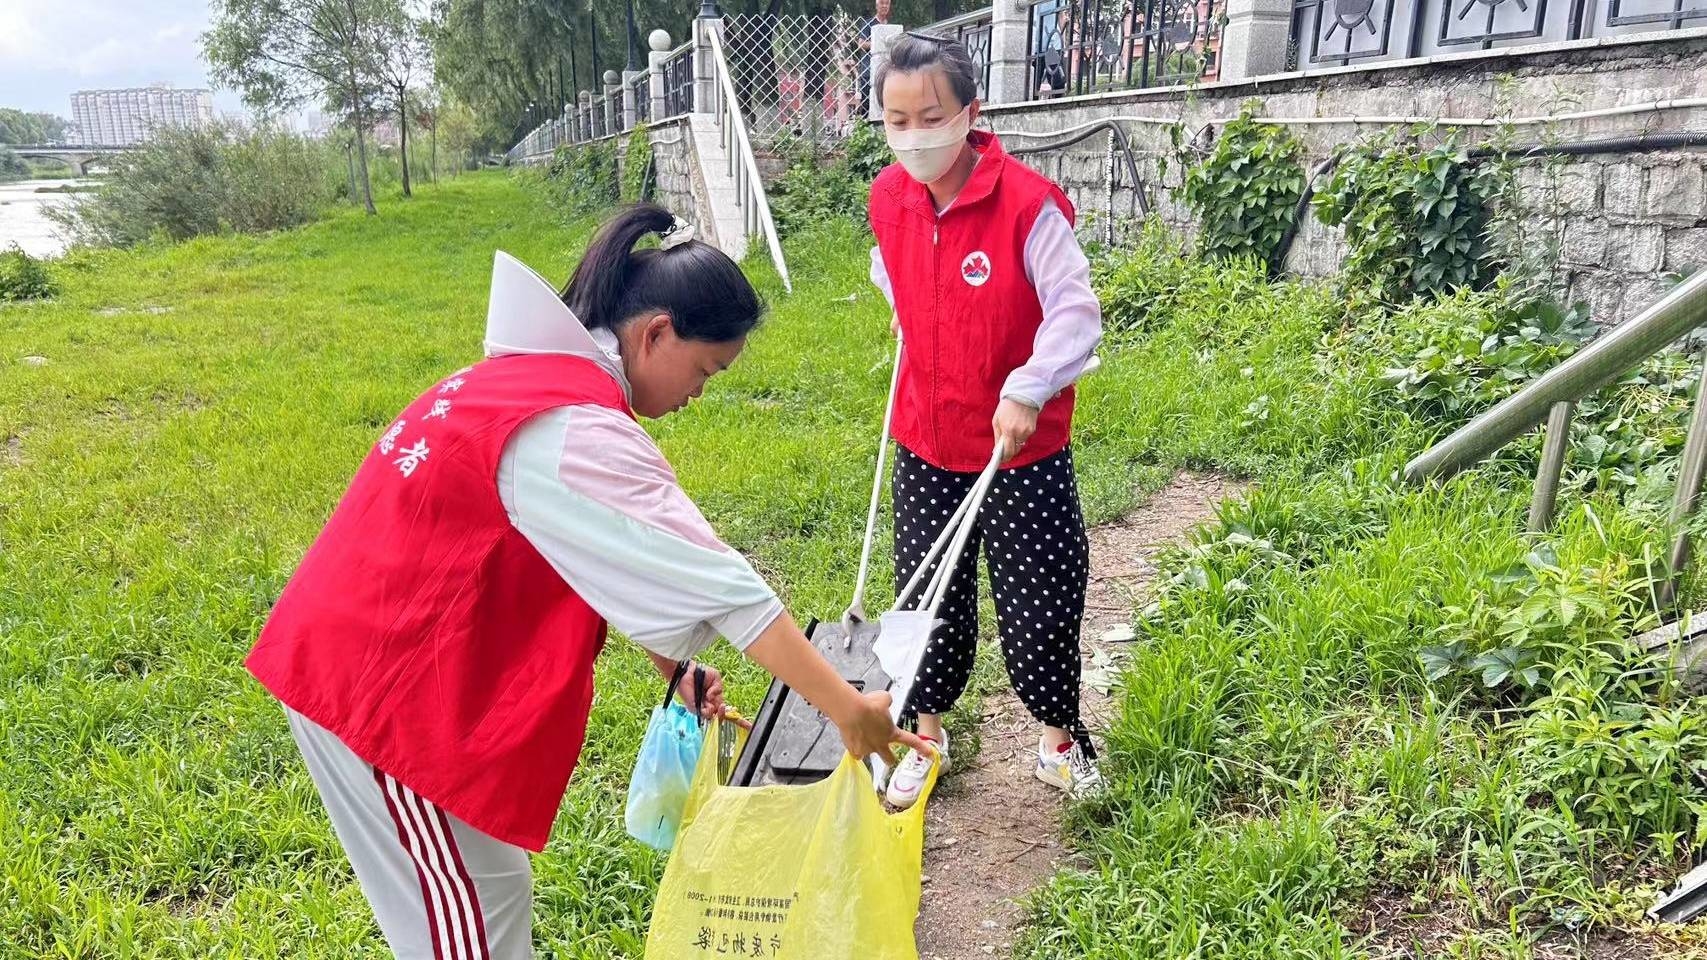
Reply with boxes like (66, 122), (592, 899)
(1362, 281), (1695, 499)
(1090, 221), (1260, 340)
(1314, 130), (1503, 306)
(1376, 287), (1594, 426)
(769, 119), (890, 239)
(0, 245), (57, 301)
(1178, 108), (1306, 274)
(542, 140), (619, 216)
(0, 146), (28, 182)
(48, 121), (338, 247)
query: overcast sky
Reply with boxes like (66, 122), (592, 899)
(0, 0), (247, 119)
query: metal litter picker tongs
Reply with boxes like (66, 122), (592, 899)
(865, 441), (1004, 790)
(842, 342), (1100, 792)
(726, 343), (1098, 790)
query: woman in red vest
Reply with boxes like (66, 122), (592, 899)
(246, 204), (927, 959)
(866, 35), (1105, 809)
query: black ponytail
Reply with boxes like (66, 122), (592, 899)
(560, 203), (763, 343)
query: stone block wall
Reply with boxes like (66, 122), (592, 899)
(646, 117), (699, 223)
(982, 29), (1707, 325)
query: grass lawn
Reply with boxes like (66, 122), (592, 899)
(5, 171), (1703, 959)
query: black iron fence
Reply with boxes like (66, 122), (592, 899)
(921, 9), (996, 99)
(1025, 0), (1222, 98)
(630, 73), (653, 125)
(1289, 0), (1706, 69)
(662, 44), (695, 119)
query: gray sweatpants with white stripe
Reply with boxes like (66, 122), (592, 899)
(287, 708), (533, 959)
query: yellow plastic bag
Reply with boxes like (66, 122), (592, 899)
(644, 718), (937, 960)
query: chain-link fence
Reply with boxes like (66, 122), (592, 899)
(723, 12), (874, 149)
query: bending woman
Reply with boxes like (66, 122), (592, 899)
(245, 204), (925, 959)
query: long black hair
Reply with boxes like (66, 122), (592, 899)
(560, 203), (762, 342)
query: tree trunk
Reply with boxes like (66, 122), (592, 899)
(350, 79), (377, 214)
(398, 89), (412, 198)
(344, 140), (358, 203)
(340, 0), (376, 214)
(430, 120), (437, 183)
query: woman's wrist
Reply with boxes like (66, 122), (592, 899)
(820, 682), (868, 726)
(650, 651), (682, 679)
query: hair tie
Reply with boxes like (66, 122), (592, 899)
(659, 217), (696, 251)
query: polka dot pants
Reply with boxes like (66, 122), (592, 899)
(892, 443), (1090, 731)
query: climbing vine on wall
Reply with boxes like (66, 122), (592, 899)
(621, 124), (653, 205)
(1314, 130), (1503, 307)
(545, 139), (619, 216)
(1178, 108), (1307, 275)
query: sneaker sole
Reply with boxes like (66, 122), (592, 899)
(886, 757), (949, 809)
(1035, 765), (1073, 792)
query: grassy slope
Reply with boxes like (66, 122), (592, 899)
(6, 172), (1691, 959)
(0, 174), (1031, 955)
(0, 170), (1383, 956)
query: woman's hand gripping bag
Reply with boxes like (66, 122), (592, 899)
(625, 663), (706, 850)
(644, 718), (939, 960)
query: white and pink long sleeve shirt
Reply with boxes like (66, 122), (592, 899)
(485, 253), (782, 663)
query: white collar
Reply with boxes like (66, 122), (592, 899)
(481, 251), (630, 400)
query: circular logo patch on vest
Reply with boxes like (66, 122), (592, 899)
(960, 251), (992, 287)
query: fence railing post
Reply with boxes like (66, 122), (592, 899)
(649, 30), (671, 120)
(1220, 0), (1294, 81)
(623, 69), (644, 130)
(604, 72), (623, 134)
(577, 91), (593, 142)
(694, 12), (724, 113)
(867, 24), (904, 120)
(989, 0), (1030, 104)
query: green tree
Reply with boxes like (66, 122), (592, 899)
(0, 109), (71, 145)
(0, 145), (30, 181)
(373, 5), (431, 197)
(204, 0), (396, 215)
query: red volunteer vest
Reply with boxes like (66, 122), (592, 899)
(247, 353), (630, 851)
(868, 130), (1076, 472)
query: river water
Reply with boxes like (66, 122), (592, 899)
(0, 179), (92, 258)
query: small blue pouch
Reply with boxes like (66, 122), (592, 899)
(624, 661), (705, 850)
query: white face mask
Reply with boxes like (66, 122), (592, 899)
(885, 107), (970, 185)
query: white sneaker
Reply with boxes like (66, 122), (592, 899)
(1036, 738), (1105, 797)
(885, 733), (947, 809)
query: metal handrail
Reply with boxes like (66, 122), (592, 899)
(1404, 269), (1707, 599)
(706, 24), (793, 293)
(1405, 270), (1707, 483)
(921, 7), (994, 31)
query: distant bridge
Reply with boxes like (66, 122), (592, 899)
(8, 144), (139, 175)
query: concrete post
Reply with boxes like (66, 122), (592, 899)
(1219, 0), (1294, 81)
(578, 91), (593, 142)
(693, 16), (724, 114)
(988, 0), (1033, 104)
(623, 69), (644, 129)
(604, 72), (623, 134)
(648, 30), (672, 120)
(867, 24), (904, 120)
